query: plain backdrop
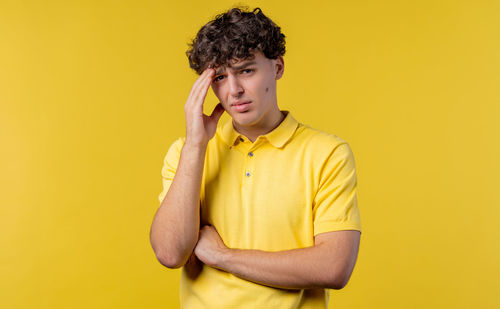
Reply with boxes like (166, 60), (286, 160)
(1, 0), (499, 308)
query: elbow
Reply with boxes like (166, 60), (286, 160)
(155, 250), (185, 269)
(328, 277), (349, 290)
(151, 238), (186, 269)
(150, 232), (188, 269)
(326, 270), (351, 290)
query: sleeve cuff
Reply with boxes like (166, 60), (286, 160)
(314, 221), (362, 236)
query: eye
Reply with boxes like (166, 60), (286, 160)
(213, 75), (224, 82)
(241, 69), (254, 74)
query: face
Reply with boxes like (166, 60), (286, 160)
(210, 51), (284, 128)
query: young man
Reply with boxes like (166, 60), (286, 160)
(150, 7), (362, 308)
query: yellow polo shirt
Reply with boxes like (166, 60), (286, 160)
(158, 110), (362, 308)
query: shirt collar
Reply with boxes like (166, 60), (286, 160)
(219, 110), (299, 148)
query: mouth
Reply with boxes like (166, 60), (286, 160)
(230, 101), (252, 112)
(230, 100), (252, 106)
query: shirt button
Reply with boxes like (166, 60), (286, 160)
(248, 152), (253, 157)
(246, 172), (251, 177)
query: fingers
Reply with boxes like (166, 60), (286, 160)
(187, 68), (214, 107)
(190, 68), (213, 96)
(186, 71), (213, 114)
(189, 68), (213, 93)
(194, 70), (214, 106)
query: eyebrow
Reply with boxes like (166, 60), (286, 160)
(214, 61), (257, 76)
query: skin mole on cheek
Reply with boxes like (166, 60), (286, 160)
(266, 87), (269, 92)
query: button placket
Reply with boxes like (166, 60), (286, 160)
(243, 146), (256, 183)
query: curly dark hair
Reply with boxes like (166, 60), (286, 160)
(186, 7), (286, 75)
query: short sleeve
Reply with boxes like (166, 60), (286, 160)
(158, 137), (185, 204)
(312, 142), (362, 236)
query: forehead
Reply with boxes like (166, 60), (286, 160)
(213, 60), (255, 75)
(213, 54), (262, 75)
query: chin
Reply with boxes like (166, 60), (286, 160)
(231, 111), (260, 127)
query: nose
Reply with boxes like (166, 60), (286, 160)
(228, 75), (244, 98)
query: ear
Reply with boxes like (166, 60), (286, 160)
(274, 56), (285, 80)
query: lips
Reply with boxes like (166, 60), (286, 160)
(231, 101), (251, 106)
(231, 101), (252, 112)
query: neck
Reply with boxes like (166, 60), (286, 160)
(232, 107), (286, 143)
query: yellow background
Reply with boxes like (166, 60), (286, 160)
(1, 0), (499, 308)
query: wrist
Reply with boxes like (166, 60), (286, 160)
(183, 140), (208, 152)
(218, 247), (234, 271)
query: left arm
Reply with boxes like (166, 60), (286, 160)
(194, 225), (361, 290)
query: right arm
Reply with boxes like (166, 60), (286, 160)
(149, 67), (225, 268)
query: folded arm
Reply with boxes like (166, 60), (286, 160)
(194, 225), (361, 290)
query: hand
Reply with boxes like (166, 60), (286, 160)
(194, 225), (229, 270)
(184, 68), (226, 148)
